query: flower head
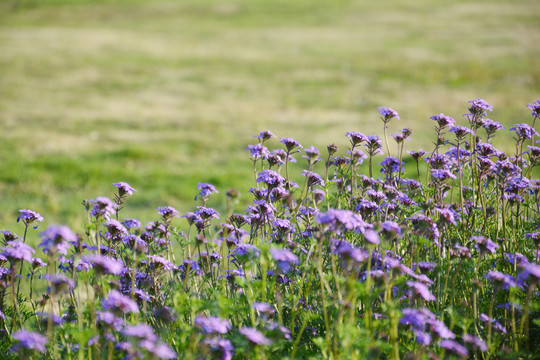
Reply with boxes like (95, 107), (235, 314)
(527, 99), (540, 117)
(113, 182), (136, 197)
(17, 209), (43, 228)
(38, 225), (77, 256)
(194, 315), (231, 335)
(467, 98), (493, 117)
(196, 183), (219, 201)
(240, 327), (272, 346)
(378, 107), (400, 122)
(11, 330), (48, 353)
(102, 290), (139, 315)
(430, 113), (455, 129)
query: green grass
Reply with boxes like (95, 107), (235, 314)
(0, 0), (539, 231)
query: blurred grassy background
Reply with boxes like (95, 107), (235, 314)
(0, 0), (539, 232)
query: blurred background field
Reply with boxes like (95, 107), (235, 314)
(0, 0), (539, 232)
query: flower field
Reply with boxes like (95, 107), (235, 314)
(0, 99), (538, 359)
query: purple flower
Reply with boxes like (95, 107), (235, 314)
(518, 262), (540, 285)
(303, 146), (321, 163)
(509, 123), (539, 140)
(430, 113), (455, 129)
(527, 99), (540, 117)
(467, 98), (493, 117)
(196, 182), (219, 200)
(332, 240), (368, 265)
(449, 126), (475, 139)
(202, 337), (234, 360)
(379, 156), (404, 174)
(270, 248), (298, 273)
(239, 327), (272, 346)
(378, 106), (400, 121)
(301, 170), (324, 187)
(380, 221), (401, 238)
(435, 207), (457, 226)
(45, 274), (76, 295)
(85, 254), (124, 275)
(147, 255), (175, 271)
(428, 319), (455, 339)
(280, 137), (302, 152)
(122, 218), (141, 229)
(90, 196), (116, 219)
(113, 182), (136, 197)
(253, 302), (275, 317)
(196, 206), (220, 221)
(31, 257), (47, 269)
(11, 330), (48, 353)
(139, 340), (176, 359)
(96, 311), (124, 329)
(122, 323), (158, 341)
(257, 170), (285, 188)
(255, 130), (276, 141)
(17, 209), (43, 228)
(481, 118), (504, 136)
(2, 240), (35, 263)
(472, 236), (499, 255)
(407, 281), (436, 301)
(346, 131), (367, 146)
(462, 334), (487, 352)
(317, 209), (366, 234)
(430, 169), (456, 180)
(38, 225), (77, 256)
(247, 144), (270, 159)
(230, 244), (260, 263)
(194, 315), (231, 335)
(439, 339), (468, 358)
(479, 313), (507, 334)
(157, 206), (180, 220)
(486, 271), (516, 290)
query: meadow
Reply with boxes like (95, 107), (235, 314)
(1, 0), (539, 229)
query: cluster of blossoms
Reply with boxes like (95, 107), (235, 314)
(0, 99), (538, 359)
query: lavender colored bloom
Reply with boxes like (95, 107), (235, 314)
(332, 240), (368, 265)
(379, 156), (404, 174)
(257, 169), (285, 188)
(101, 290), (139, 315)
(378, 106), (400, 121)
(194, 315), (231, 335)
(122, 323), (158, 341)
(270, 248), (298, 273)
(122, 218), (141, 229)
(463, 334), (487, 352)
(479, 313), (507, 334)
(439, 339), (468, 358)
(240, 327), (272, 345)
(31, 257), (47, 269)
(157, 206), (180, 220)
(435, 207), (457, 226)
(363, 229), (380, 245)
(196, 182), (219, 200)
(408, 150), (426, 161)
(380, 221), (401, 238)
(253, 302), (275, 317)
(467, 98), (493, 117)
(481, 118), (504, 135)
(518, 262), (540, 285)
(113, 182), (136, 196)
(45, 274), (76, 295)
(17, 209), (44, 228)
(246, 144), (270, 159)
(85, 254), (124, 275)
(304, 145), (321, 162)
(400, 307), (435, 332)
(486, 270), (516, 290)
(430, 113), (455, 129)
(2, 240), (35, 263)
(450, 243), (471, 259)
(202, 337), (234, 360)
(90, 196), (116, 219)
(96, 310), (124, 329)
(472, 236), (499, 255)
(431, 168), (456, 180)
(11, 330), (48, 353)
(407, 281), (436, 301)
(230, 244), (260, 263)
(139, 340), (176, 359)
(196, 206), (220, 221)
(317, 209), (366, 234)
(255, 130), (276, 141)
(105, 219), (128, 237)
(147, 255), (175, 271)
(449, 126), (475, 139)
(280, 137), (302, 152)
(428, 319), (455, 339)
(509, 123), (539, 140)
(528, 99), (540, 117)
(346, 131), (367, 146)
(302, 170), (324, 187)
(39, 225), (77, 256)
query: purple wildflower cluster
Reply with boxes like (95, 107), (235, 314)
(0, 99), (538, 359)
